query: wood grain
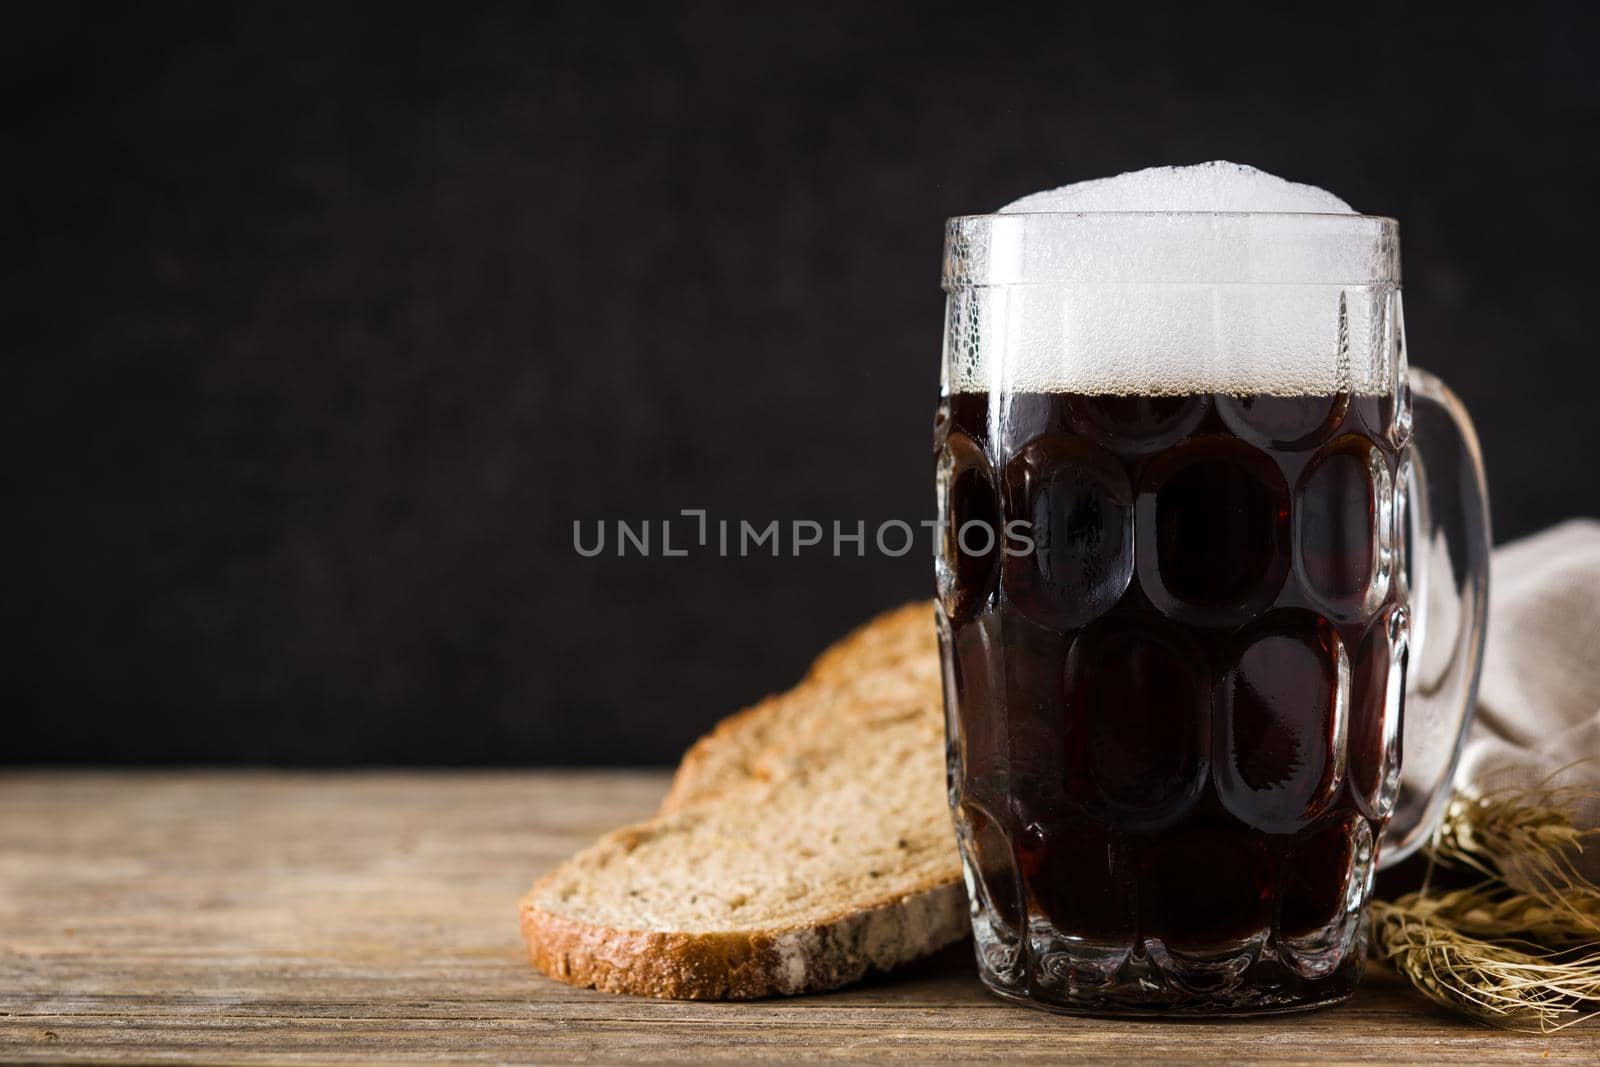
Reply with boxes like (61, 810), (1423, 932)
(0, 770), (1592, 1064)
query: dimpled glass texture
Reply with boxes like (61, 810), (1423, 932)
(935, 212), (1412, 1015)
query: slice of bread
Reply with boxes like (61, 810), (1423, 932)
(520, 601), (968, 999)
(661, 601), (946, 811)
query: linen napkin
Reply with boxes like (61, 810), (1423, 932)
(1456, 518), (1600, 882)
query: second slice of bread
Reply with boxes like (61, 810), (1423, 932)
(662, 601), (946, 811)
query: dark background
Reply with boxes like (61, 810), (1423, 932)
(8, 1), (1599, 765)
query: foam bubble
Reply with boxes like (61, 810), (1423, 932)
(999, 161), (1355, 215)
(943, 163), (1397, 397)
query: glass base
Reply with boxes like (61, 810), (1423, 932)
(973, 926), (1365, 1017)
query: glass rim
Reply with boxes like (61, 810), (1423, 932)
(941, 211), (1401, 289)
(944, 210), (1399, 226)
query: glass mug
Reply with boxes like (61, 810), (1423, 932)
(934, 212), (1490, 1015)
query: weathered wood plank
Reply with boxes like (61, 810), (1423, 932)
(0, 771), (1593, 1064)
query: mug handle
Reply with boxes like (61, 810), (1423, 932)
(1378, 366), (1493, 866)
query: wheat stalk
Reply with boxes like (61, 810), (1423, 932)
(1371, 783), (1600, 1031)
(1371, 896), (1600, 1031)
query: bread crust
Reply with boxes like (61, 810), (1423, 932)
(520, 871), (966, 999)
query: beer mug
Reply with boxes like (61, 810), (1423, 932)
(934, 211), (1490, 1014)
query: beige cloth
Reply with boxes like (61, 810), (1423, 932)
(1456, 518), (1600, 881)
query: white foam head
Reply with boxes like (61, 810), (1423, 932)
(999, 161), (1354, 215)
(942, 162), (1399, 397)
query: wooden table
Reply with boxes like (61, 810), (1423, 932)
(0, 770), (1593, 1064)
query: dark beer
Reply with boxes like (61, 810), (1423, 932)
(936, 387), (1407, 1012)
